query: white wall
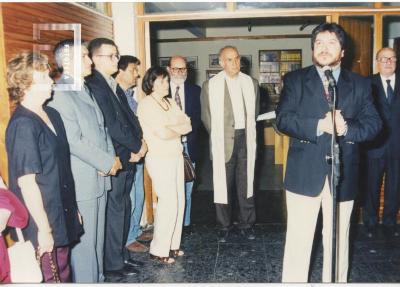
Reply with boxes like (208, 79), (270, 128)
(155, 24), (317, 86)
(112, 2), (136, 55)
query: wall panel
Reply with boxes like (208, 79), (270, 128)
(0, 2), (113, 182)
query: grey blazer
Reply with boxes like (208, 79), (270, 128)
(201, 77), (260, 162)
(49, 75), (115, 201)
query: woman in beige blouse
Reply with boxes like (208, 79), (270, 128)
(137, 66), (191, 264)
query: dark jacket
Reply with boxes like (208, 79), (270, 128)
(169, 81), (201, 162)
(6, 105), (82, 247)
(85, 69), (143, 170)
(364, 73), (400, 159)
(276, 65), (382, 201)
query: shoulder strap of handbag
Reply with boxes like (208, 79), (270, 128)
(15, 228), (25, 243)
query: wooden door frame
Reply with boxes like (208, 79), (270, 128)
(0, 4), (9, 182)
(134, 3), (400, 74)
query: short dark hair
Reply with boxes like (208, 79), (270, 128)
(142, 66), (169, 95)
(118, 55), (140, 71)
(88, 38), (117, 59)
(311, 23), (346, 51)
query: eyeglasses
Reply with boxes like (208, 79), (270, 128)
(378, 56), (397, 63)
(95, 54), (120, 61)
(171, 67), (187, 73)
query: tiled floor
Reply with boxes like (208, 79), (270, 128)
(105, 129), (400, 283)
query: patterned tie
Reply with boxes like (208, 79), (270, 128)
(387, 79), (394, 104)
(174, 86), (182, 110)
(322, 76), (331, 101)
(131, 92), (138, 115)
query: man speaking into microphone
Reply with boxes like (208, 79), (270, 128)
(276, 23), (381, 283)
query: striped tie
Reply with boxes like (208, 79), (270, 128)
(387, 79), (394, 104)
(174, 86), (182, 110)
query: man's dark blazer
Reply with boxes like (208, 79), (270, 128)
(276, 65), (382, 201)
(169, 81), (201, 163)
(364, 72), (400, 159)
(85, 69), (142, 170)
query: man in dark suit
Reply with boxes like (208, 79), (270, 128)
(276, 23), (381, 282)
(364, 47), (400, 238)
(86, 38), (147, 276)
(115, 55), (153, 254)
(167, 55), (201, 234)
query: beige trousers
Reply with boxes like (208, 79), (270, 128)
(282, 177), (354, 283)
(146, 154), (185, 257)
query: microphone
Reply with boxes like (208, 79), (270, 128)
(322, 66), (336, 88)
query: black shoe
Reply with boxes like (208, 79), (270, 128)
(240, 227), (256, 240)
(365, 226), (376, 238)
(183, 225), (193, 235)
(124, 259), (144, 268)
(105, 265), (139, 277)
(383, 225), (399, 238)
(217, 229), (229, 243)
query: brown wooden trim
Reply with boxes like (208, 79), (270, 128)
(0, 4), (9, 183)
(138, 7), (400, 22)
(135, 2), (144, 16)
(226, 2), (236, 12)
(331, 13), (340, 24)
(156, 34), (311, 43)
(70, 3), (113, 20)
(373, 13), (383, 74)
(105, 3), (112, 18)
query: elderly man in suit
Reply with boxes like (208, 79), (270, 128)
(86, 38), (147, 277)
(49, 39), (121, 282)
(364, 47), (400, 238)
(167, 55), (201, 234)
(201, 46), (259, 243)
(276, 23), (381, 283)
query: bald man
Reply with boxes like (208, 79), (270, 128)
(201, 46), (260, 242)
(364, 47), (400, 238)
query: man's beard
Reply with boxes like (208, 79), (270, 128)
(313, 53), (341, 68)
(170, 75), (187, 85)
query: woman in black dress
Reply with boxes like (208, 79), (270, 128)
(5, 52), (82, 282)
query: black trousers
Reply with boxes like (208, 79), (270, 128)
(104, 169), (134, 271)
(364, 154), (400, 227)
(215, 129), (256, 229)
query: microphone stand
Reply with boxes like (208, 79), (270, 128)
(328, 83), (340, 283)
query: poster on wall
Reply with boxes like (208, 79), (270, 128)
(259, 49), (302, 112)
(186, 56), (198, 70)
(209, 54), (221, 68)
(240, 55), (252, 68)
(158, 56), (198, 69)
(158, 57), (170, 68)
(206, 69), (221, 80)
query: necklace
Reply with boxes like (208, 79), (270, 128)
(150, 95), (170, 111)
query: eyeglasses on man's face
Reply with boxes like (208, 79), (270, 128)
(171, 67), (187, 73)
(378, 56), (397, 63)
(95, 54), (120, 61)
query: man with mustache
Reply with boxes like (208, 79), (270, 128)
(276, 23), (381, 282)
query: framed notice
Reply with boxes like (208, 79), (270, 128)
(259, 49), (302, 111)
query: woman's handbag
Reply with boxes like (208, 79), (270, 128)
(7, 228), (42, 283)
(183, 151), (196, 182)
